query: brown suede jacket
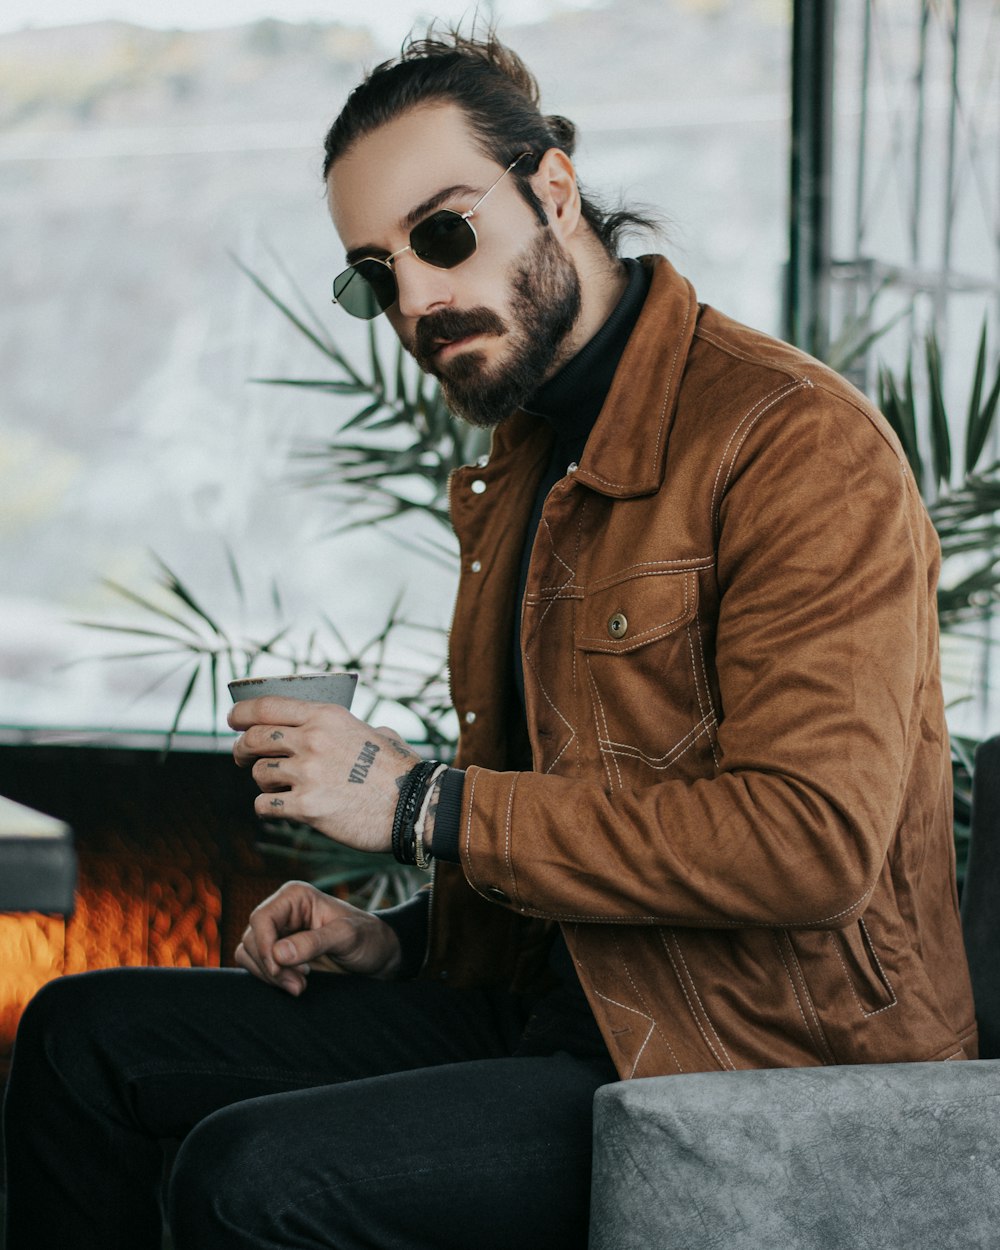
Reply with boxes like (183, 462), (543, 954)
(423, 255), (977, 1079)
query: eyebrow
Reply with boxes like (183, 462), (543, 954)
(344, 182), (479, 265)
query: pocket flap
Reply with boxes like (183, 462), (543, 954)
(578, 568), (699, 654)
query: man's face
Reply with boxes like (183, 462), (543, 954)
(327, 102), (581, 428)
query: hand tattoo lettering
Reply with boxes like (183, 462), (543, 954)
(266, 761), (280, 770)
(270, 798), (285, 809)
(269, 730), (284, 742)
(348, 740), (381, 785)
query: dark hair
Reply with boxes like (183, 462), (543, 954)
(322, 25), (660, 257)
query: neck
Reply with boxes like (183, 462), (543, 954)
(563, 245), (629, 365)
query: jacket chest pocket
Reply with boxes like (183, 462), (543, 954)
(576, 567), (717, 785)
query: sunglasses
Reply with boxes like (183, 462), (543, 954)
(332, 152), (534, 320)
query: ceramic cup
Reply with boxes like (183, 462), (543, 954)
(227, 671), (358, 709)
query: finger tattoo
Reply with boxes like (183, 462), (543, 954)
(270, 730), (284, 742)
(270, 798), (285, 808)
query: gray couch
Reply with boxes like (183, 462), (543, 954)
(589, 736), (1000, 1250)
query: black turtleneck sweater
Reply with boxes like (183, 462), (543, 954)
(381, 261), (652, 1041)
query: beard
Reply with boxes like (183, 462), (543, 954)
(410, 226), (582, 429)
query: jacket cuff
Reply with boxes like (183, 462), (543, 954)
(430, 767), (465, 864)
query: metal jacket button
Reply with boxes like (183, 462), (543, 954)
(484, 886), (510, 904)
(471, 479), (487, 495)
(608, 612), (628, 639)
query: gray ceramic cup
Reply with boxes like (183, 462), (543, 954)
(227, 671), (358, 709)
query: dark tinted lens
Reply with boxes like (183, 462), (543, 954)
(333, 260), (396, 319)
(410, 210), (477, 269)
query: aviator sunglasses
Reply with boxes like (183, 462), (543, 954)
(332, 152), (534, 320)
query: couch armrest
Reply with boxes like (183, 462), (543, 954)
(589, 1061), (1000, 1250)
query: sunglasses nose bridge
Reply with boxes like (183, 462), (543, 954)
(392, 248), (458, 320)
(384, 241), (413, 270)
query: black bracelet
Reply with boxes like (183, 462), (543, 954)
(391, 759), (441, 866)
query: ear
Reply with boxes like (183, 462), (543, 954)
(531, 147), (582, 243)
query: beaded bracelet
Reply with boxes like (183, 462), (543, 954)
(390, 759), (442, 867)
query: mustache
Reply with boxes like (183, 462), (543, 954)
(412, 307), (507, 370)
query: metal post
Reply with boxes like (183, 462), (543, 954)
(786, 0), (836, 358)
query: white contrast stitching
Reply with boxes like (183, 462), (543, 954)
(462, 769), (482, 890)
(709, 379), (806, 530)
(502, 775), (517, 896)
(575, 296), (692, 492)
(601, 710), (716, 770)
(649, 297), (691, 472)
(613, 936), (685, 1077)
(692, 615), (720, 769)
(585, 658), (623, 791)
(579, 574), (693, 652)
(658, 930), (732, 1071)
(588, 559), (715, 591)
(858, 916), (898, 1004)
(522, 514), (578, 768)
(774, 933), (835, 1063)
(592, 988), (657, 1079)
(827, 923), (898, 1018)
(779, 934), (835, 1063)
(716, 383), (807, 514)
(685, 621), (720, 769)
(669, 930), (735, 1069)
(527, 584), (585, 599)
(774, 937), (813, 1043)
(539, 513), (575, 579)
(545, 733), (573, 774)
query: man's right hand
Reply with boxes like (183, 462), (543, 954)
(235, 880), (402, 995)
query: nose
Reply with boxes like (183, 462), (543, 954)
(393, 253), (453, 320)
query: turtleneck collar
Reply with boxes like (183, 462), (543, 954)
(521, 257), (652, 456)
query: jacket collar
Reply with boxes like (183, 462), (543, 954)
(486, 255), (699, 499)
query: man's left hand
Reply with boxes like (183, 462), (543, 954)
(228, 697), (421, 853)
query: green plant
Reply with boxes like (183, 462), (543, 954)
(875, 321), (1000, 887)
(235, 255), (489, 564)
(78, 546), (451, 905)
(878, 322), (1000, 631)
(79, 550), (455, 748)
(80, 262), (475, 904)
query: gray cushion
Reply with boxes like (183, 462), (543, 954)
(589, 1061), (1000, 1250)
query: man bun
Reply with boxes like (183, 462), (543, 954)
(544, 115), (577, 156)
(323, 23), (661, 256)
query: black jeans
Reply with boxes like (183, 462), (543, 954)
(2, 967), (616, 1249)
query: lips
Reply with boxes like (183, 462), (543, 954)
(433, 333), (479, 361)
(414, 307), (507, 372)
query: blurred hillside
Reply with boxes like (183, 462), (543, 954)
(0, 2), (791, 731)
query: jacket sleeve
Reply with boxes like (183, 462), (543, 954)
(455, 387), (946, 931)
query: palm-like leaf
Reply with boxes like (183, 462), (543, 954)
(878, 324), (1000, 632)
(243, 262), (489, 538)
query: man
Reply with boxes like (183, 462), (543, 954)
(3, 27), (976, 1250)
